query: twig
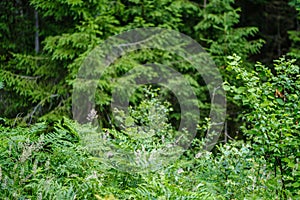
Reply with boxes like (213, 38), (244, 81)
(27, 94), (59, 125)
(13, 113), (23, 127)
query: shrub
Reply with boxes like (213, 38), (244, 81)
(224, 55), (300, 198)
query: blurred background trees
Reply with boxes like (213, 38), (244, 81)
(2, 0), (298, 125)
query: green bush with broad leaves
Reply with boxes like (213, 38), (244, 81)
(224, 55), (300, 198)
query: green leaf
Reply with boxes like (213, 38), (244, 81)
(223, 84), (231, 91)
(276, 98), (285, 105)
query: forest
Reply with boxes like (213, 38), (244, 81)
(0, 0), (300, 199)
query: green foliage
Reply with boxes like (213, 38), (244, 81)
(0, 98), (283, 199)
(224, 55), (300, 197)
(288, 0), (300, 61)
(0, 121), (102, 199)
(0, 0), (263, 128)
(1, 0), (299, 199)
(79, 87), (188, 172)
(0, 53), (70, 121)
(0, 0), (35, 55)
(194, 0), (265, 66)
(0, 78), (3, 89)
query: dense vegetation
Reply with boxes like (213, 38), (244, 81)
(0, 0), (299, 199)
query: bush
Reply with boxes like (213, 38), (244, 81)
(224, 55), (300, 198)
